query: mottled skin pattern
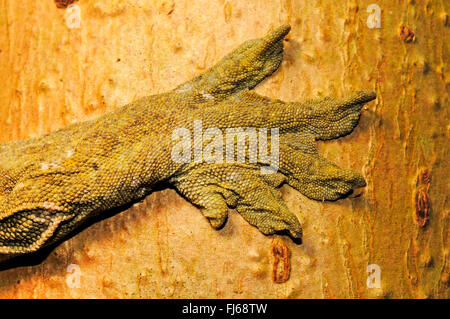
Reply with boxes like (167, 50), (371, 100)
(0, 25), (376, 257)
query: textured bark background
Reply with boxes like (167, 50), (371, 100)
(0, 0), (448, 298)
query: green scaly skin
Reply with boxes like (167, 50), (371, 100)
(0, 25), (375, 257)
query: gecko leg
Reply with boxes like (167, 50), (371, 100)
(170, 89), (374, 236)
(0, 24), (376, 256)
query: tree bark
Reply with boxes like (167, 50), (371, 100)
(0, 0), (448, 298)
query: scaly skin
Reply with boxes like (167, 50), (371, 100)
(0, 25), (376, 257)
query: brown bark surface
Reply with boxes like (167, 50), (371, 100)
(0, 0), (448, 298)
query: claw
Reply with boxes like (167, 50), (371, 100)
(336, 91), (377, 110)
(253, 24), (291, 57)
(262, 24), (291, 46)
